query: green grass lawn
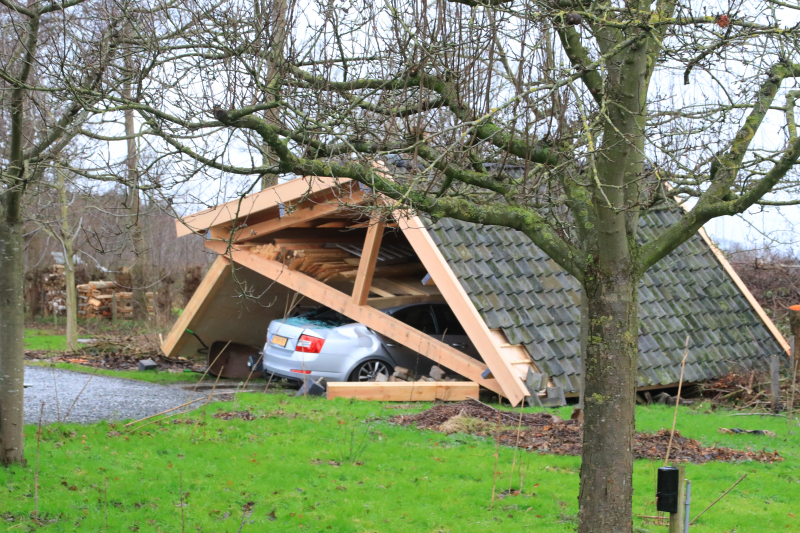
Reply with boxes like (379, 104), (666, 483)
(2, 395), (798, 532)
(23, 329), (68, 352)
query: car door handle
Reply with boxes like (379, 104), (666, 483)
(451, 343), (466, 348)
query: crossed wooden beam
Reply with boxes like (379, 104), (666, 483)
(164, 177), (533, 406)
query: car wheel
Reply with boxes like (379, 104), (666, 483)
(349, 360), (393, 382)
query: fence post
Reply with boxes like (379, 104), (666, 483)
(112, 290), (117, 324)
(771, 354), (780, 413)
(668, 465), (686, 533)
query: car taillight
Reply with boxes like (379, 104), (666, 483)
(296, 334), (324, 353)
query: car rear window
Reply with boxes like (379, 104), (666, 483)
(433, 304), (466, 335)
(289, 307), (355, 328)
(390, 304), (437, 334)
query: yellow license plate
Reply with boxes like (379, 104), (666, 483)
(271, 335), (288, 347)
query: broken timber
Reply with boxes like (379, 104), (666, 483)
(204, 240), (507, 398)
(327, 381), (478, 402)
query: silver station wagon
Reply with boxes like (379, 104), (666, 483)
(262, 303), (477, 382)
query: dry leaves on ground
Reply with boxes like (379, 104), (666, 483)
(391, 400), (782, 464)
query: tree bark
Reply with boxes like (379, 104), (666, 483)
(123, 75), (150, 321)
(0, 195), (26, 466)
(256, 0), (287, 189)
(578, 270), (639, 532)
(57, 168), (79, 351)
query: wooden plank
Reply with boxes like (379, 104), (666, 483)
(160, 256), (231, 357)
(398, 215), (530, 406)
(352, 221), (385, 305)
(327, 381), (478, 402)
(204, 240), (502, 395)
(771, 354), (780, 413)
(368, 285), (395, 298)
(177, 176), (351, 237)
(371, 278), (426, 296)
(668, 466), (686, 533)
(367, 295), (444, 309)
(230, 189), (365, 243)
(329, 262), (426, 281)
(487, 329), (539, 380)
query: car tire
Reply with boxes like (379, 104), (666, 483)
(349, 360), (394, 382)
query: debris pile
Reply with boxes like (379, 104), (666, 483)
(77, 281), (154, 319)
(391, 400), (783, 464)
(246, 242), (424, 282)
(25, 333), (203, 372)
(40, 264), (67, 316)
(384, 365), (462, 383)
(703, 371), (797, 411)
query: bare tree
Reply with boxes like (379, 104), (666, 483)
(105, 0), (800, 529)
(0, 0), (166, 464)
(23, 165), (91, 351)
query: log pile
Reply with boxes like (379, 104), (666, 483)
(246, 242), (424, 282)
(77, 281), (154, 319)
(41, 264), (67, 316)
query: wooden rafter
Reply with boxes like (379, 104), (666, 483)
(204, 239), (504, 395)
(398, 215), (530, 405)
(352, 221), (385, 305)
(160, 256), (231, 357)
(176, 177), (352, 237)
(227, 188), (367, 243)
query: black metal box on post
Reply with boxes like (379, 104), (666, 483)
(656, 467), (680, 513)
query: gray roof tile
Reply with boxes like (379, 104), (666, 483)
(427, 210), (784, 393)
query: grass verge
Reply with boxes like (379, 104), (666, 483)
(24, 329), (68, 352)
(25, 361), (210, 385)
(1, 395), (798, 532)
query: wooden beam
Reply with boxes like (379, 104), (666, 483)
(368, 285), (395, 298)
(177, 176), (351, 237)
(204, 240), (503, 395)
(371, 278), (426, 296)
(367, 295), (444, 309)
(398, 215), (530, 406)
(228, 189), (367, 243)
(160, 256), (230, 357)
(352, 221), (385, 305)
(327, 381), (478, 402)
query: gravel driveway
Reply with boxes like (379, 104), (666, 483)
(24, 366), (196, 425)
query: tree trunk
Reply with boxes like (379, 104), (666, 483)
(256, 0), (287, 189)
(578, 271), (639, 532)
(0, 197), (27, 465)
(57, 167), (79, 351)
(63, 240), (78, 351)
(123, 74), (150, 321)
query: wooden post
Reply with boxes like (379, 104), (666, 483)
(791, 336), (798, 427)
(112, 290), (117, 324)
(351, 220), (384, 306)
(771, 354), (780, 413)
(669, 465), (685, 533)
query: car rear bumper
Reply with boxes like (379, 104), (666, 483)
(262, 343), (348, 382)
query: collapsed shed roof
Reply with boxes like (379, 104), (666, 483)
(429, 212), (788, 393)
(164, 176), (788, 403)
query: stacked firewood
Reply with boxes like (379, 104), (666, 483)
(77, 281), (154, 319)
(41, 264), (67, 316)
(246, 243), (424, 282)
